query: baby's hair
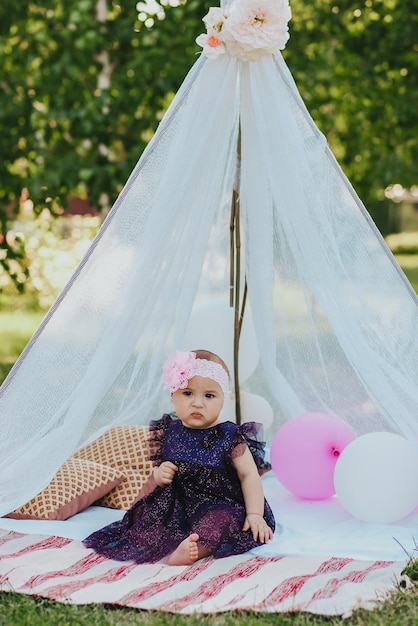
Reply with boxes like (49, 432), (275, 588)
(191, 349), (230, 380)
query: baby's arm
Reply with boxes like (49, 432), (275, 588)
(153, 460), (178, 487)
(129, 460), (178, 506)
(233, 448), (273, 543)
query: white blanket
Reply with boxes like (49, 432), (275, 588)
(0, 529), (406, 616)
(1, 474), (417, 562)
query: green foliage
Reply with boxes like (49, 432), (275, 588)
(0, 0), (211, 289)
(0, 0), (417, 289)
(402, 557), (418, 583)
(0, 208), (100, 310)
(0, 0), (209, 212)
(285, 0), (418, 234)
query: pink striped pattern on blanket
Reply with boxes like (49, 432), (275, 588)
(0, 530), (403, 616)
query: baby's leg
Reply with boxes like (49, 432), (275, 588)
(166, 507), (241, 565)
(167, 533), (210, 566)
(192, 507), (241, 551)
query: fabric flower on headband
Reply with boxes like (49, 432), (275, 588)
(163, 351), (230, 395)
(196, 0), (292, 62)
(163, 351), (197, 393)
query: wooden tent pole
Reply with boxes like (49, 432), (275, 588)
(230, 125), (245, 425)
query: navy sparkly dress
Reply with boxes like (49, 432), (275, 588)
(83, 415), (275, 563)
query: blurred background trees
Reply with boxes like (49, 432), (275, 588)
(1, 0), (417, 305)
(287, 0), (418, 235)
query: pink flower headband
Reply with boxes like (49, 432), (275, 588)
(163, 351), (229, 396)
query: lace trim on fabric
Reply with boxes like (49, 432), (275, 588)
(149, 414), (268, 470)
(229, 421), (267, 469)
(163, 351), (229, 395)
(149, 414), (173, 464)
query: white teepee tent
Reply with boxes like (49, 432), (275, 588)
(0, 0), (417, 518)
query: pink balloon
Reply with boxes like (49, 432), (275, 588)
(270, 413), (356, 500)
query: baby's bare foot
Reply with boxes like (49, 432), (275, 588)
(167, 533), (199, 566)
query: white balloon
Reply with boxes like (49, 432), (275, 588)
(220, 391), (274, 430)
(181, 299), (259, 383)
(334, 432), (418, 524)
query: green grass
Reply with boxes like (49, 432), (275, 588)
(0, 256), (417, 623)
(0, 311), (44, 384)
(395, 254), (418, 293)
(0, 573), (418, 626)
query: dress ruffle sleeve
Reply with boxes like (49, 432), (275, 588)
(148, 413), (173, 465)
(230, 421), (270, 471)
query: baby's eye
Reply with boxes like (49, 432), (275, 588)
(205, 393), (215, 399)
(183, 391), (192, 396)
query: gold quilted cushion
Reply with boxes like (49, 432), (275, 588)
(72, 424), (153, 474)
(98, 468), (151, 510)
(72, 425), (154, 510)
(6, 458), (123, 521)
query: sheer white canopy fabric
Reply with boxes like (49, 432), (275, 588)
(0, 49), (417, 516)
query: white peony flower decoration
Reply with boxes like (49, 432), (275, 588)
(196, 0), (292, 62)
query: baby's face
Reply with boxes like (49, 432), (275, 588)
(171, 375), (224, 429)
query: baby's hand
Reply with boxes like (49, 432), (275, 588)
(243, 514), (273, 543)
(154, 461), (178, 487)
